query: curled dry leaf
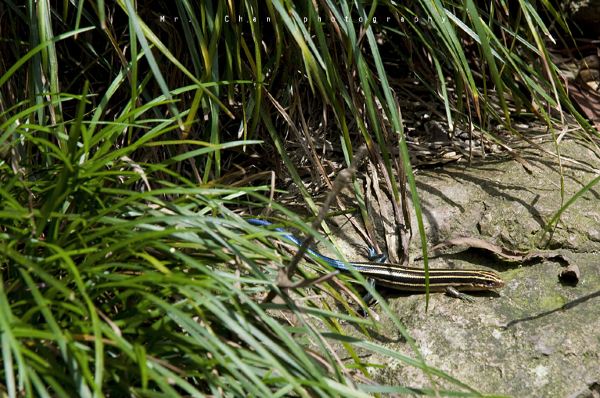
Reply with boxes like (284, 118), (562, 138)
(430, 236), (578, 285)
(558, 264), (581, 286)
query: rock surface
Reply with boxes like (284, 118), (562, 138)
(330, 136), (600, 396)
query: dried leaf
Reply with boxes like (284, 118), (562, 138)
(430, 236), (577, 285)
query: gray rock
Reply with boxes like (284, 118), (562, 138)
(328, 137), (600, 396)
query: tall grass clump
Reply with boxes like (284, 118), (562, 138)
(0, 0), (587, 396)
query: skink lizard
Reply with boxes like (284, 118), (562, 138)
(247, 218), (504, 294)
